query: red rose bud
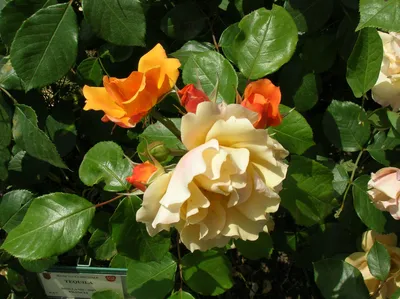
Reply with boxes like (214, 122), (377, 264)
(178, 84), (210, 113)
(126, 161), (157, 191)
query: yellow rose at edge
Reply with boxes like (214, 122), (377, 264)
(346, 230), (400, 298)
(136, 101), (289, 251)
(372, 32), (400, 111)
(82, 44), (180, 128)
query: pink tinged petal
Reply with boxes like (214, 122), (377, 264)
(136, 172), (173, 236)
(369, 169), (400, 199)
(153, 139), (219, 226)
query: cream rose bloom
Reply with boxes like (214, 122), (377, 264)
(372, 32), (400, 111)
(346, 230), (400, 299)
(368, 167), (400, 220)
(136, 101), (288, 251)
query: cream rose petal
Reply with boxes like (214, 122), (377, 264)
(152, 139), (219, 227)
(136, 172), (173, 236)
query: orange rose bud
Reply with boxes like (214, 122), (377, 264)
(178, 84), (210, 113)
(126, 161), (158, 191)
(83, 44), (181, 128)
(241, 79), (282, 129)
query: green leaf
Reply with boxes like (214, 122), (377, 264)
(92, 290), (123, 299)
(367, 241), (391, 281)
(0, 56), (24, 90)
(0, 93), (12, 148)
(79, 141), (131, 192)
(323, 100), (371, 152)
(19, 256), (57, 272)
(10, 3), (78, 90)
(139, 118), (184, 164)
(12, 104), (67, 168)
(284, 0), (333, 33)
(219, 23), (240, 64)
(183, 50), (238, 104)
(110, 196), (170, 262)
(346, 28), (383, 98)
(235, 232), (273, 260)
(88, 229), (117, 261)
(182, 250), (233, 296)
(357, 0), (400, 32)
(367, 131), (400, 166)
(368, 108), (391, 129)
(1, 193), (95, 260)
(268, 105), (315, 155)
(279, 55), (319, 111)
(301, 33), (337, 73)
(0, 276), (11, 298)
(0, 0), (56, 47)
(280, 155), (336, 226)
(388, 111), (400, 134)
(170, 41), (214, 67)
(332, 164), (349, 196)
(160, 2), (206, 40)
(391, 288), (400, 299)
(0, 147), (10, 180)
(99, 43), (133, 63)
(168, 291), (195, 299)
(8, 151), (50, 186)
(45, 102), (77, 157)
(109, 254), (130, 268)
(77, 57), (103, 86)
(314, 259), (370, 299)
(0, 190), (34, 233)
(353, 175), (395, 233)
(232, 6), (298, 79)
(127, 252), (177, 299)
(82, 0), (145, 46)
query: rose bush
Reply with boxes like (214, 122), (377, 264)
(0, 1), (399, 298)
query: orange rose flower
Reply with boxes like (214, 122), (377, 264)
(126, 161), (158, 191)
(241, 79), (282, 128)
(83, 44), (181, 128)
(178, 84), (210, 113)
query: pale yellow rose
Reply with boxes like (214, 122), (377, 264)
(372, 32), (400, 111)
(136, 102), (288, 251)
(368, 167), (400, 220)
(346, 230), (400, 299)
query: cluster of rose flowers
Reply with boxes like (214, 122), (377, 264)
(81, 32), (400, 297)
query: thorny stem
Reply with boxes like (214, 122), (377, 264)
(176, 234), (183, 291)
(335, 149), (364, 218)
(95, 194), (124, 208)
(0, 87), (18, 105)
(151, 109), (182, 141)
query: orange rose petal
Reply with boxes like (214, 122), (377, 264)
(159, 58), (181, 89)
(104, 72), (146, 105)
(138, 43), (167, 73)
(83, 86), (126, 119)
